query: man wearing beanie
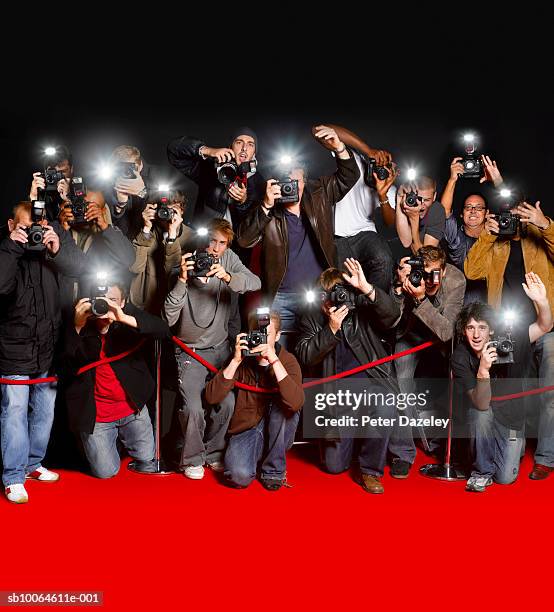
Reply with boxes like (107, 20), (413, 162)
(167, 127), (266, 231)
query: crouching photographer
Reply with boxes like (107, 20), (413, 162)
(62, 282), (170, 479)
(296, 259), (399, 494)
(452, 274), (552, 492)
(163, 219), (261, 480)
(0, 201), (86, 503)
(205, 310), (304, 490)
(389, 245), (465, 477)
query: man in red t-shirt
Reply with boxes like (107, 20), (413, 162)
(64, 282), (169, 478)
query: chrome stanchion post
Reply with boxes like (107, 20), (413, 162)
(420, 337), (467, 480)
(128, 339), (174, 475)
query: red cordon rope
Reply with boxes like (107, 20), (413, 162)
(0, 340), (146, 386)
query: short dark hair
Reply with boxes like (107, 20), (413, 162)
(456, 302), (497, 342)
(463, 193), (488, 209)
(415, 176), (436, 192)
(319, 267), (344, 292)
(418, 245), (447, 269)
(108, 282), (129, 301)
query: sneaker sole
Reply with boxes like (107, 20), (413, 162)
(390, 473), (410, 480)
(25, 476), (60, 483)
(183, 473), (204, 480)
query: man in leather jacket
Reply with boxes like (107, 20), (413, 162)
(296, 259), (399, 494)
(238, 125), (359, 350)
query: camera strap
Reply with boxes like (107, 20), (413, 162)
(186, 279), (222, 330)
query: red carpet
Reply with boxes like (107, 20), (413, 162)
(2, 445), (552, 610)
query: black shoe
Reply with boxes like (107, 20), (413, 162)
(390, 459), (411, 479)
(260, 477), (284, 491)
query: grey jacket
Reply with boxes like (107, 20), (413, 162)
(394, 263), (466, 343)
(163, 247), (261, 349)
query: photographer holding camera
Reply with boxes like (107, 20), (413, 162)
(29, 145), (75, 222)
(439, 155), (503, 302)
(389, 245), (465, 477)
(57, 189), (135, 318)
(238, 125), (359, 350)
(0, 201), (86, 503)
(167, 128), (266, 230)
(130, 190), (193, 313)
(465, 194), (554, 479)
(205, 311), (304, 490)
(163, 218), (261, 479)
(62, 282), (170, 479)
(296, 259), (399, 494)
(323, 124), (398, 292)
(103, 145), (153, 239)
(452, 276), (552, 492)
(395, 176), (446, 255)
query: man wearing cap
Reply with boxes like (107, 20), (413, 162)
(167, 127), (266, 231)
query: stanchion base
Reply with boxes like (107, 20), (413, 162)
(419, 463), (467, 481)
(127, 459), (174, 475)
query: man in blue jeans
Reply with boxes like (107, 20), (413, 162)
(451, 279), (552, 492)
(63, 282), (169, 478)
(205, 311), (304, 490)
(0, 201), (86, 503)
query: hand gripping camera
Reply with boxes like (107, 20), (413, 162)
(405, 257), (441, 286)
(216, 159), (257, 186)
(153, 187), (175, 222)
(490, 334), (515, 365)
(328, 284), (357, 311)
(243, 307), (271, 357)
(90, 273), (110, 317)
(188, 251), (219, 278)
(24, 201), (47, 252)
(460, 134), (484, 180)
(43, 167), (66, 192)
(275, 179), (299, 205)
(364, 156), (392, 189)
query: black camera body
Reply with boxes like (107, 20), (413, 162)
(24, 200), (47, 252)
(405, 190), (421, 207)
(364, 157), (391, 188)
(216, 160), (257, 186)
(90, 278), (110, 317)
(490, 335), (515, 365)
(43, 168), (65, 192)
(460, 155), (483, 179)
(68, 177), (87, 224)
(153, 190), (175, 222)
(495, 211), (520, 237)
(329, 284), (356, 311)
(406, 257), (425, 286)
(275, 179), (299, 205)
(188, 252), (218, 278)
(243, 308), (271, 357)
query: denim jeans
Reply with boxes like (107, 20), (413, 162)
(468, 407), (523, 483)
(224, 403), (300, 487)
(1, 374), (57, 487)
(335, 230), (394, 292)
(79, 406), (155, 479)
(271, 291), (308, 352)
(176, 343), (234, 468)
(533, 332), (554, 467)
(321, 397), (395, 477)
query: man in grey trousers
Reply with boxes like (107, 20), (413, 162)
(163, 218), (261, 480)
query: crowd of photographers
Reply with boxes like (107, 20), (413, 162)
(1, 125), (553, 504)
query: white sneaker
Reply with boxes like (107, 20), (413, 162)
(5, 483), (29, 504)
(207, 461), (224, 473)
(26, 466), (60, 482)
(184, 465), (205, 480)
(466, 474), (493, 493)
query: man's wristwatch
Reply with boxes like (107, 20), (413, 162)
(413, 296), (426, 307)
(137, 187), (148, 199)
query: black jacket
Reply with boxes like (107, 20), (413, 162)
(0, 223), (87, 375)
(295, 288), (400, 392)
(61, 303), (170, 434)
(167, 136), (266, 228)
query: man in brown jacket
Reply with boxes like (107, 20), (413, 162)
(465, 200), (554, 480)
(237, 125), (359, 350)
(205, 311), (304, 490)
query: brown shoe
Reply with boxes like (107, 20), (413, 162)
(361, 474), (384, 494)
(529, 463), (554, 480)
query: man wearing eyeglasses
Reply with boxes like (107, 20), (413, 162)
(440, 155), (503, 303)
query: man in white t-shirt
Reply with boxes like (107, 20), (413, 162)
(328, 125), (397, 292)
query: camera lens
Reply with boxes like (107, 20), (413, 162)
(498, 340), (513, 354)
(376, 166), (389, 180)
(249, 332), (262, 347)
(91, 298), (109, 316)
(465, 161), (475, 170)
(281, 183), (293, 195)
(498, 215), (510, 229)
